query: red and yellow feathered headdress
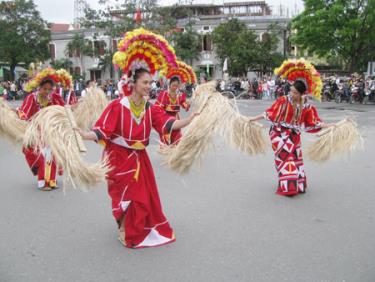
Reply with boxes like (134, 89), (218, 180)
(56, 69), (73, 90)
(167, 61), (197, 84)
(24, 67), (60, 93)
(274, 59), (322, 101)
(113, 28), (177, 77)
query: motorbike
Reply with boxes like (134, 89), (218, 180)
(349, 85), (363, 104)
(322, 84), (335, 101)
(220, 84), (236, 98)
(363, 88), (375, 104)
(335, 84), (350, 103)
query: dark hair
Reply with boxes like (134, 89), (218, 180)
(169, 76), (180, 85)
(133, 68), (150, 83)
(293, 79), (307, 94)
(85, 80), (91, 87)
(40, 78), (54, 87)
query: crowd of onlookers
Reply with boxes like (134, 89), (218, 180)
(216, 74), (375, 102)
(217, 77), (291, 100)
(2, 74), (374, 104)
(0, 80), (28, 100)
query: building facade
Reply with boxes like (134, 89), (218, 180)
(47, 1), (292, 81)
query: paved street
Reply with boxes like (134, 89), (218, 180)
(0, 99), (374, 282)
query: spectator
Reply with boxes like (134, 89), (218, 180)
(220, 80), (226, 91)
(0, 83), (5, 99)
(9, 81), (17, 101)
(80, 80), (92, 98)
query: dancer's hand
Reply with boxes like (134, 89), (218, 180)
(172, 112), (199, 130)
(189, 111), (200, 121)
(321, 123), (335, 129)
(248, 114), (264, 122)
(74, 127), (85, 137)
(74, 127), (96, 141)
(248, 116), (256, 122)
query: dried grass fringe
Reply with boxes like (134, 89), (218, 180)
(0, 99), (27, 144)
(23, 105), (108, 188)
(74, 86), (109, 130)
(163, 81), (267, 174)
(307, 118), (362, 162)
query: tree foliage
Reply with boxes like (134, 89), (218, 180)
(212, 19), (283, 76)
(173, 25), (201, 65)
(0, 0), (51, 80)
(50, 58), (73, 70)
(291, 0), (375, 72)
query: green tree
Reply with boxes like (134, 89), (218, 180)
(66, 33), (94, 77)
(0, 0), (51, 80)
(50, 58), (73, 70)
(213, 19), (285, 75)
(81, 0), (176, 38)
(81, 0), (171, 79)
(291, 0), (375, 72)
(173, 25), (200, 65)
(98, 49), (114, 79)
(257, 24), (284, 73)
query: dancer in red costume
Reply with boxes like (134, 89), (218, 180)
(77, 68), (198, 248)
(156, 76), (190, 145)
(249, 79), (333, 197)
(18, 74), (65, 191)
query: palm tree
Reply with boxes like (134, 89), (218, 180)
(65, 33), (93, 78)
(98, 49), (114, 79)
(50, 58), (73, 70)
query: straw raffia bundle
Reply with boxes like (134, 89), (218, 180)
(0, 99), (27, 143)
(306, 118), (362, 162)
(24, 105), (108, 187)
(162, 91), (218, 174)
(163, 82), (266, 174)
(217, 97), (267, 156)
(74, 87), (109, 130)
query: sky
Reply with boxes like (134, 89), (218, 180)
(33, 0), (304, 23)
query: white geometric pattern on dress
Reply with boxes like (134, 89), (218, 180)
(137, 228), (172, 248)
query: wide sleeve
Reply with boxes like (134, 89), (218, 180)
(303, 105), (323, 133)
(180, 92), (190, 111)
(17, 94), (36, 120)
(155, 91), (167, 110)
(151, 104), (176, 138)
(263, 96), (287, 123)
(92, 100), (121, 142)
(69, 91), (78, 105)
(52, 92), (66, 106)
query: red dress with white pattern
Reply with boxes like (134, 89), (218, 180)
(17, 92), (65, 188)
(264, 95), (323, 196)
(155, 90), (189, 145)
(93, 96), (176, 248)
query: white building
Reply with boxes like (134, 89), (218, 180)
(47, 1), (292, 81)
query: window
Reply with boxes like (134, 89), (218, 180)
(261, 32), (270, 42)
(90, 70), (101, 81)
(203, 35), (212, 51)
(74, 67), (81, 75)
(112, 39), (118, 52)
(94, 41), (106, 56)
(203, 26), (210, 31)
(49, 44), (56, 60)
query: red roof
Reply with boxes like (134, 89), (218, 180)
(50, 23), (72, 33)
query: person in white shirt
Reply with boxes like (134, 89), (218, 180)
(220, 80), (226, 91)
(80, 80), (92, 98)
(9, 82), (17, 100)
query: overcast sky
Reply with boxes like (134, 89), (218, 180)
(33, 0), (304, 23)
